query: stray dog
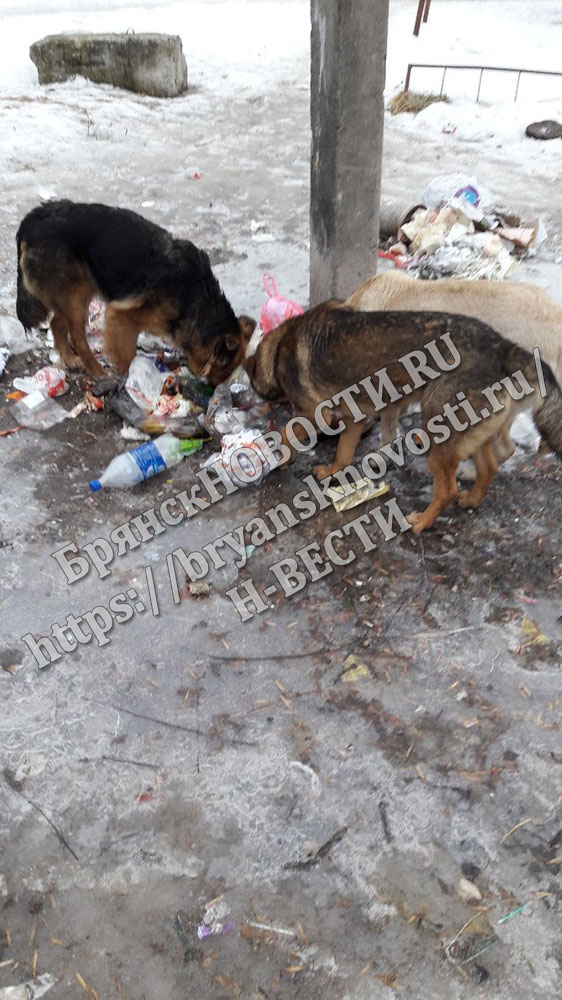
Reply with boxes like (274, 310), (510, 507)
(346, 270), (562, 446)
(244, 304), (562, 533)
(16, 200), (255, 383)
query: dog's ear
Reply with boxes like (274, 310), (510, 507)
(239, 315), (257, 341)
(242, 352), (257, 381)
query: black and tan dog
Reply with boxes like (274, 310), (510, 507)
(244, 304), (562, 533)
(16, 200), (255, 383)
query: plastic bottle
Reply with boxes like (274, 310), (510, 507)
(90, 434), (203, 491)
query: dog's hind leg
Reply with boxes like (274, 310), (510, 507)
(490, 423), (515, 466)
(407, 450), (459, 534)
(457, 441), (498, 509)
(103, 304), (143, 374)
(314, 418), (366, 481)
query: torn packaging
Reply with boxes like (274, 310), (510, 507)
(244, 304), (562, 533)
(16, 199), (256, 382)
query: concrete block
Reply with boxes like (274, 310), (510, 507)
(29, 33), (188, 98)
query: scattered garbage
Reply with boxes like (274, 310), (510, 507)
(104, 353), (211, 438)
(259, 274), (304, 334)
(13, 390), (68, 430)
(326, 477), (390, 512)
(108, 387), (204, 439)
(341, 654), (371, 683)
(421, 174), (497, 215)
(188, 581), (211, 598)
(381, 174), (546, 281)
(90, 433), (203, 490)
(13, 365), (68, 398)
(68, 399), (89, 419)
(197, 897), (234, 938)
(0, 315), (40, 354)
(204, 365), (272, 438)
(526, 119), (562, 140)
(197, 921), (235, 939)
(0, 975), (56, 999)
(125, 355), (168, 411)
(201, 429), (271, 489)
(121, 423), (150, 442)
(0, 347), (9, 376)
(458, 877), (483, 902)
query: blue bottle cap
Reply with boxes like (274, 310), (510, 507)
(89, 479), (102, 492)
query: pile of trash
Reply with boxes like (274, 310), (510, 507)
(0, 274), (303, 491)
(381, 174), (546, 281)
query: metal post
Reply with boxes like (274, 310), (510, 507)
(476, 67), (484, 103)
(405, 64), (412, 92)
(413, 0), (425, 36)
(423, 0), (432, 23)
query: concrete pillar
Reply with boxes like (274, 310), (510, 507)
(310, 0), (389, 304)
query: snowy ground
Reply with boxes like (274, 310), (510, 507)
(1, 0), (561, 319)
(0, 2), (561, 999)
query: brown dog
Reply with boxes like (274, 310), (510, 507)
(16, 200), (255, 384)
(345, 270), (562, 446)
(244, 304), (562, 532)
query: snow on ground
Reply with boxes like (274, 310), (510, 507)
(0, 0), (560, 319)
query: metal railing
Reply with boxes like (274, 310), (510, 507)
(404, 63), (562, 103)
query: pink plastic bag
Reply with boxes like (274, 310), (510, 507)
(259, 274), (304, 334)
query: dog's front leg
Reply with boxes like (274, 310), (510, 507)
(407, 450), (459, 534)
(279, 416), (317, 469)
(314, 419), (366, 481)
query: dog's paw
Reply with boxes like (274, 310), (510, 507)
(406, 511), (427, 535)
(59, 351), (82, 371)
(457, 490), (478, 509)
(314, 464), (336, 481)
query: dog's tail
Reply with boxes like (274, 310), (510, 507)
(16, 235), (48, 330)
(506, 343), (562, 457)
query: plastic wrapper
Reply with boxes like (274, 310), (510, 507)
(259, 273), (304, 334)
(13, 366), (67, 398)
(13, 390), (68, 430)
(201, 429), (271, 488)
(125, 355), (168, 411)
(154, 393), (201, 418)
(0, 347), (9, 376)
(325, 478), (390, 512)
(421, 174), (497, 215)
(0, 974), (55, 999)
(203, 366), (272, 438)
(0, 315), (40, 354)
(107, 387), (203, 438)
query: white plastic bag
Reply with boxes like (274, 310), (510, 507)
(125, 356), (167, 411)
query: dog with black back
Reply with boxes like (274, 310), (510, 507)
(243, 304), (562, 533)
(16, 200), (255, 383)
